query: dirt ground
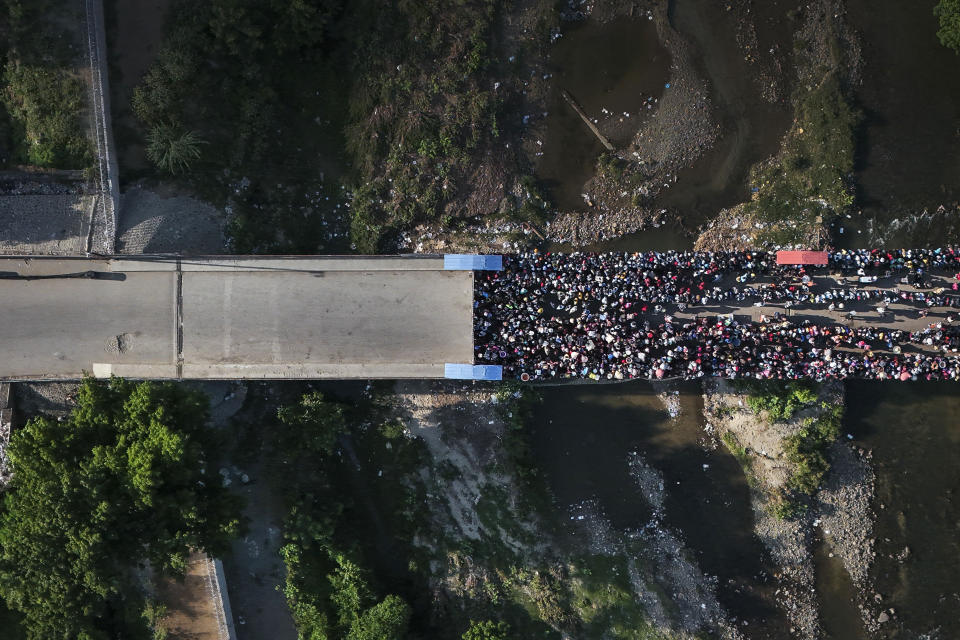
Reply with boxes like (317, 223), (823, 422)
(155, 552), (230, 640)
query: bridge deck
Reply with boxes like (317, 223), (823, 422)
(0, 256), (474, 380)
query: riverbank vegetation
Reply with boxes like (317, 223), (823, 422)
(129, 0), (544, 254)
(0, 378), (241, 639)
(744, 73), (860, 246)
(0, 0), (91, 169)
(783, 405), (843, 496)
(738, 380), (819, 421)
(269, 390), (420, 640)
(266, 385), (698, 639)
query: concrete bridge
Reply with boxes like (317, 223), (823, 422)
(0, 255), (484, 381)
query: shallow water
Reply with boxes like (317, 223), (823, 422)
(659, 0), (796, 225)
(529, 381), (790, 638)
(536, 18), (670, 212)
(813, 535), (868, 640)
(844, 382), (960, 638)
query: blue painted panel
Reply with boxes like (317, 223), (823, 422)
(444, 254), (503, 271)
(444, 254), (474, 270)
(478, 255), (503, 271)
(444, 364), (503, 380)
(474, 365), (503, 380)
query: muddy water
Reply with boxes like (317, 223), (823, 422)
(529, 382), (790, 638)
(659, 0), (795, 224)
(536, 19), (670, 212)
(539, 1), (796, 251)
(812, 536), (868, 640)
(844, 382), (960, 639)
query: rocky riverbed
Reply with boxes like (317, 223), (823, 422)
(702, 379), (880, 639)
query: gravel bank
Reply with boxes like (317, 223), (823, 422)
(817, 441), (881, 634)
(0, 194), (94, 255)
(117, 184), (227, 254)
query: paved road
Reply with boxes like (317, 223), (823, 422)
(0, 256), (474, 380)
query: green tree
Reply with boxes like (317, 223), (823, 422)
(935, 0), (960, 52)
(0, 378), (241, 639)
(346, 595), (410, 640)
(462, 619), (511, 640)
(329, 554), (371, 628)
(146, 124), (207, 174)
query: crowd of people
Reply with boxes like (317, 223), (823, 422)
(474, 249), (960, 382)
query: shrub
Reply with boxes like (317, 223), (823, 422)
(2, 62), (91, 168)
(783, 408), (842, 496)
(936, 0), (960, 52)
(146, 124), (207, 174)
(463, 619), (511, 640)
(742, 381), (819, 421)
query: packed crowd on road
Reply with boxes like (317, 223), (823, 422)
(474, 249), (960, 381)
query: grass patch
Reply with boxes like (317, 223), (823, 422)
(0, 0), (92, 169)
(569, 555), (667, 639)
(720, 431), (757, 487)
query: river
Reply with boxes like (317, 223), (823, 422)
(535, 18), (670, 213)
(527, 1), (960, 636)
(844, 382), (960, 638)
(536, 0), (795, 241)
(529, 381), (791, 638)
(528, 378), (960, 638)
(838, 0), (960, 249)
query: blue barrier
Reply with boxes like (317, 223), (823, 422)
(444, 254), (503, 271)
(444, 364), (503, 380)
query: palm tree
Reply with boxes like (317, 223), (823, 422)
(146, 124), (206, 174)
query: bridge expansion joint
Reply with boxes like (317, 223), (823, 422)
(176, 258), (183, 380)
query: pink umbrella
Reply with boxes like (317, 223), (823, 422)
(655, 368), (665, 379)
(899, 371), (911, 381)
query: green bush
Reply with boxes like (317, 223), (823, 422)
(936, 0), (960, 52)
(769, 488), (808, 521)
(146, 124), (207, 174)
(463, 619), (511, 640)
(741, 381), (819, 421)
(783, 407), (843, 496)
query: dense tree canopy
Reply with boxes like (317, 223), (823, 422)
(0, 378), (241, 639)
(936, 0), (960, 52)
(273, 391), (414, 640)
(462, 619), (511, 640)
(933, 0), (960, 53)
